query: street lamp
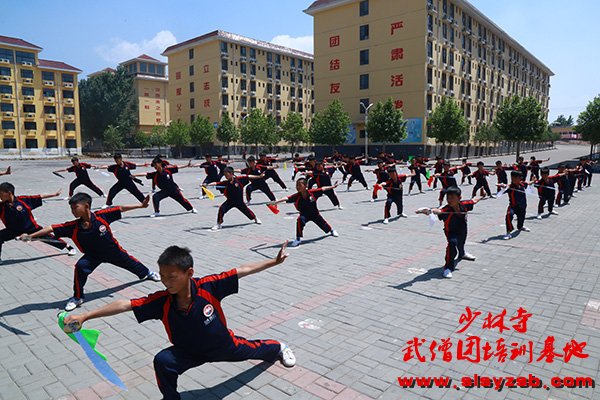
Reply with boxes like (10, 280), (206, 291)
(360, 102), (373, 158)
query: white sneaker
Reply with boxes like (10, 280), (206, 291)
(383, 218), (389, 224)
(503, 234), (512, 240)
(190, 208), (198, 214)
(572, 194), (577, 198)
(211, 224), (222, 231)
(99, 194), (106, 198)
(399, 213), (408, 218)
(101, 204), (110, 209)
(370, 198), (375, 203)
(520, 226), (531, 232)
(331, 230), (339, 237)
(255, 218), (262, 225)
(150, 212), (161, 218)
(67, 247), (77, 256)
(443, 269), (453, 278)
(289, 239), (302, 247)
(284, 188), (289, 192)
(462, 253), (476, 261)
(491, 195), (497, 198)
(279, 344), (296, 368)
(63, 197), (70, 201)
(65, 297), (84, 312)
(337, 205), (344, 210)
(536, 214), (542, 220)
(199, 195), (205, 200)
(365, 186), (370, 190)
(145, 271), (161, 282)
(550, 211), (558, 215)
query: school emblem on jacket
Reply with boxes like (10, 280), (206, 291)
(16, 205), (23, 212)
(98, 225), (107, 233)
(203, 304), (214, 317)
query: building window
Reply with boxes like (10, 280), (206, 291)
(359, 130), (366, 139)
(298, 103), (304, 113)
(23, 104), (35, 113)
(359, 0), (369, 16)
(0, 85), (13, 94)
(66, 139), (77, 148)
(0, 48), (14, 63)
(63, 90), (74, 99)
(359, 74), (369, 90)
(62, 73), (74, 83)
(275, 69), (281, 80)
(21, 69), (34, 79)
(0, 67), (10, 77)
(240, 46), (247, 57)
(44, 105), (56, 114)
(267, 68), (272, 78)
(427, 41), (433, 58)
(427, 94), (432, 111)
(45, 122), (57, 131)
(240, 63), (247, 74)
(24, 121), (37, 130)
(267, 52), (273, 62)
(221, 59), (228, 71)
(221, 94), (228, 106)
(267, 83), (273, 94)
(190, 98), (195, 109)
(140, 62), (147, 73)
(251, 97), (257, 108)
(64, 107), (75, 115)
(298, 74), (303, 84)
(427, 68), (433, 84)
(0, 103), (14, 112)
(290, 72), (296, 82)
(267, 99), (273, 110)
(189, 48), (194, 59)
(275, 54), (281, 65)
(221, 76), (228, 88)
(359, 25), (369, 40)
(249, 48), (256, 59)
(3, 138), (17, 148)
(241, 96), (247, 108)
(220, 42), (228, 53)
(290, 102), (296, 112)
(241, 79), (247, 91)
(2, 121), (15, 130)
(40, 71), (54, 81)
(360, 98), (370, 114)
(360, 49), (369, 65)
(190, 114), (195, 123)
(46, 139), (58, 148)
(190, 82), (195, 93)
(428, 15), (433, 32)
(189, 65), (194, 76)
(65, 123), (76, 131)
(250, 81), (256, 91)
(290, 58), (296, 68)
(149, 64), (156, 74)
(22, 87), (34, 96)
(250, 64), (256, 76)
(15, 51), (35, 65)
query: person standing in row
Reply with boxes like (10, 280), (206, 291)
(54, 157), (104, 200)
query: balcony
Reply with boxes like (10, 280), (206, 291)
(221, 87), (228, 93)
(63, 82), (74, 88)
(24, 112), (36, 120)
(21, 61), (33, 67)
(0, 75), (11, 82)
(221, 105), (228, 110)
(249, 58), (256, 64)
(64, 98), (74, 105)
(22, 78), (34, 85)
(44, 96), (55, 104)
(0, 58), (10, 65)
(1, 94), (13, 100)
(427, 84), (434, 92)
(43, 80), (55, 87)
(64, 114), (75, 122)
(221, 52), (229, 58)
(45, 113), (56, 121)
(427, 3), (437, 14)
(2, 111), (13, 119)
(23, 95), (35, 103)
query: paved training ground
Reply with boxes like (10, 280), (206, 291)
(0, 144), (599, 400)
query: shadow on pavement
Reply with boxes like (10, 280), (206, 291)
(389, 266), (451, 301)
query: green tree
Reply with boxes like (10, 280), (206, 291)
(428, 97), (469, 158)
(551, 114), (575, 127)
(216, 113), (239, 158)
(240, 108), (267, 155)
(79, 66), (137, 141)
(150, 124), (168, 155)
(495, 96), (547, 161)
(189, 116), (215, 155)
(281, 112), (308, 156)
(133, 130), (151, 157)
(366, 98), (407, 152)
(543, 126), (561, 147)
(166, 120), (191, 158)
(263, 114), (280, 151)
(309, 99), (351, 152)
(103, 125), (124, 152)
(575, 95), (600, 157)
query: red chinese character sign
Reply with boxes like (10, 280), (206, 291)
(204, 82), (210, 91)
(203, 64), (209, 73)
(394, 100), (404, 109)
(329, 35), (340, 47)
(175, 71), (181, 80)
(391, 74), (404, 87)
(330, 83), (341, 94)
(391, 48), (404, 61)
(330, 59), (340, 71)
(390, 21), (404, 35)
(176, 88), (182, 96)
(203, 99), (210, 108)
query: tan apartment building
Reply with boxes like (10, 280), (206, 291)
(162, 30), (314, 134)
(89, 54), (170, 133)
(304, 0), (553, 149)
(0, 35), (82, 157)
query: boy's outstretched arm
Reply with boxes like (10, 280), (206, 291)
(119, 195), (150, 212)
(40, 189), (62, 199)
(237, 241), (289, 278)
(64, 299), (132, 328)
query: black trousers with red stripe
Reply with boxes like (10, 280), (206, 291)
(506, 205), (526, 233)
(106, 180), (145, 205)
(444, 232), (467, 271)
(153, 190), (194, 213)
(246, 183), (276, 202)
(472, 181), (492, 198)
(154, 333), (280, 400)
(347, 174), (368, 189)
(0, 227), (68, 257)
(296, 213), (332, 239)
(409, 174), (422, 191)
(315, 189), (340, 207)
(384, 196), (403, 218)
(73, 251), (149, 299)
(217, 200), (256, 224)
(265, 170), (287, 189)
(69, 178), (104, 197)
(538, 195), (554, 214)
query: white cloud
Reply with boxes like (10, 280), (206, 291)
(95, 30), (177, 64)
(270, 35), (314, 54)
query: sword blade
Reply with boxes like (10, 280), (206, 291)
(73, 330), (127, 390)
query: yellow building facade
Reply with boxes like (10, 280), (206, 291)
(162, 30), (314, 136)
(0, 35), (82, 157)
(305, 0), (553, 147)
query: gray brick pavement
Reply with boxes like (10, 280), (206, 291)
(0, 144), (598, 399)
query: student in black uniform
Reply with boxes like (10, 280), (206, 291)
(135, 158), (196, 217)
(416, 186), (480, 278)
(431, 157), (444, 190)
(258, 153), (288, 191)
(98, 154), (145, 208)
(367, 160), (389, 202)
(63, 242), (296, 400)
(215, 154), (230, 180)
(379, 167), (414, 224)
(269, 178), (339, 247)
(0, 182), (76, 263)
(307, 161), (342, 209)
(458, 159), (473, 185)
(54, 157), (104, 199)
(528, 156), (550, 181)
(499, 171), (531, 240)
(468, 161), (495, 198)
(494, 161), (510, 191)
(242, 156), (276, 203)
(346, 156), (369, 191)
(21, 192), (160, 311)
(407, 158), (424, 196)
(535, 167), (563, 219)
(204, 167), (263, 230)
(434, 163), (459, 207)
(196, 154), (221, 199)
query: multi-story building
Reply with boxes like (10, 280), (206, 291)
(162, 30), (314, 132)
(0, 35), (82, 157)
(304, 0), (553, 151)
(88, 55), (170, 133)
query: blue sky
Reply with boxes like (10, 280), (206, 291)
(2, 0), (597, 122)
